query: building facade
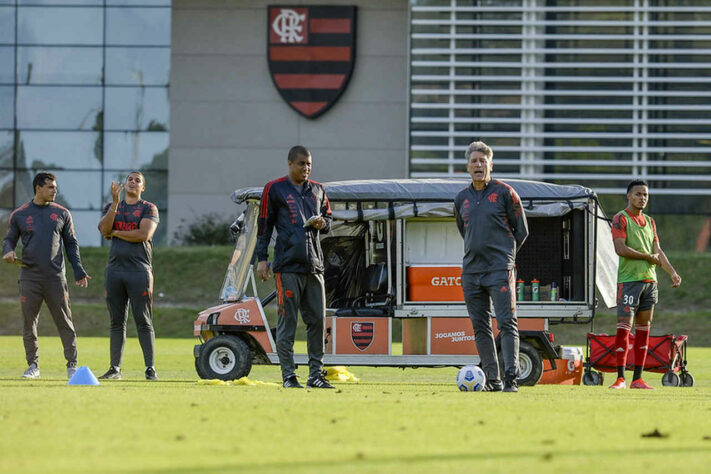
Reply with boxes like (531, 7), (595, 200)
(2, 0), (710, 245)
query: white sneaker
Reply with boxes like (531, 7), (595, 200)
(67, 365), (77, 379)
(22, 363), (40, 379)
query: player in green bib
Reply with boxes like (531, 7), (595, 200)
(609, 180), (682, 390)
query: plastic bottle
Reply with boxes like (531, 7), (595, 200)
(516, 279), (525, 301)
(531, 278), (540, 301)
(550, 282), (558, 301)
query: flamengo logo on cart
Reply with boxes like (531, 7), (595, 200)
(234, 307), (250, 324)
(267, 5), (357, 119)
(351, 322), (373, 351)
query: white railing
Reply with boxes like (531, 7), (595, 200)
(409, 0), (711, 196)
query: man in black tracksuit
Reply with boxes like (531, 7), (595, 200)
(2, 172), (90, 379)
(256, 145), (334, 389)
(454, 141), (529, 393)
(97, 171), (160, 381)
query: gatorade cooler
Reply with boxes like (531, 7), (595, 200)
(407, 266), (464, 302)
(539, 346), (583, 385)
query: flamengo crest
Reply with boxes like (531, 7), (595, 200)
(268, 5), (357, 119)
(351, 321), (373, 351)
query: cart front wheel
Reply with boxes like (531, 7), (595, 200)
(661, 371), (680, 387)
(196, 335), (252, 381)
(680, 372), (695, 387)
(582, 370), (603, 386)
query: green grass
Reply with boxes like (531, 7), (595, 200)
(1, 336), (710, 473)
(2, 249), (711, 346)
(0, 246), (233, 307)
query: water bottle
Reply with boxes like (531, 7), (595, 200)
(550, 282), (558, 301)
(531, 278), (540, 301)
(516, 279), (525, 301)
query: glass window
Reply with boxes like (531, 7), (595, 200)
(15, 170), (101, 209)
(106, 7), (170, 46)
(18, 7), (103, 46)
(0, 169), (13, 208)
(103, 170), (166, 209)
(0, 208), (11, 240)
(106, 47), (170, 86)
(17, 86), (102, 130)
(0, 47), (13, 84)
(107, 0), (170, 5)
(0, 86), (13, 129)
(17, 131), (102, 170)
(104, 87), (168, 131)
(17, 47), (103, 85)
(69, 209), (103, 247)
(0, 131), (15, 168)
(18, 0), (102, 4)
(104, 132), (168, 170)
(0, 7), (14, 44)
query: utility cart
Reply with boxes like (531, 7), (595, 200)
(193, 178), (618, 386)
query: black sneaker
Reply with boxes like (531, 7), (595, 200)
(98, 367), (121, 380)
(482, 380), (503, 392)
(283, 375), (303, 388)
(306, 371), (335, 389)
(145, 367), (158, 381)
(503, 380), (518, 392)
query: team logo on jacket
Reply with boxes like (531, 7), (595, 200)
(351, 321), (373, 351)
(268, 5), (357, 119)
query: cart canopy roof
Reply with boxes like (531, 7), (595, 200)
(232, 178), (595, 204)
(230, 178), (617, 308)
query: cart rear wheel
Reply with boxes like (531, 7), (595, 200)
(582, 370), (603, 386)
(196, 335), (252, 381)
(680, 372), (694, 387)
(661, 371), (680, 387)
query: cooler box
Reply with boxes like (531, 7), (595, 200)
(407, 266), (464, 302)
(539, 346), (583, 385)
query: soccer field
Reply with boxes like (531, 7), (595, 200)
(1, 336), (710, 473)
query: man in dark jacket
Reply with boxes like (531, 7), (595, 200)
(2, 172), (91, 379)
(256, 145), (334, 389)
(454, 141), (529, 392)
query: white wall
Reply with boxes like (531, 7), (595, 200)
(169, 0), (409, 239)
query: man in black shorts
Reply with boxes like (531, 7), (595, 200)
(3, 172), (90, 379)
(97, 171), (160, 381)
(609, 179), (681, 389)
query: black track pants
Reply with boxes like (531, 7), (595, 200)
(105, 269), (155, 368)
(19, 278), (77, 367)
(461, 270), (520, 383)
(274, 272), (326, 380)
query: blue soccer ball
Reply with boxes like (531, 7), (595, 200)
(457, 365), (486, 392)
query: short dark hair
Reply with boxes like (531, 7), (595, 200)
(126, 171), (146, 186)
(33, 172), (56, 193)
(626, 179), (648, 194)
(287, 145), (311, 162)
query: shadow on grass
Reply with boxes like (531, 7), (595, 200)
(139, 446), (711, 473)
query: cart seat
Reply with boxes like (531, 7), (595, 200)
(334, 307), (390, 317)
(335, 263), (391, 317)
